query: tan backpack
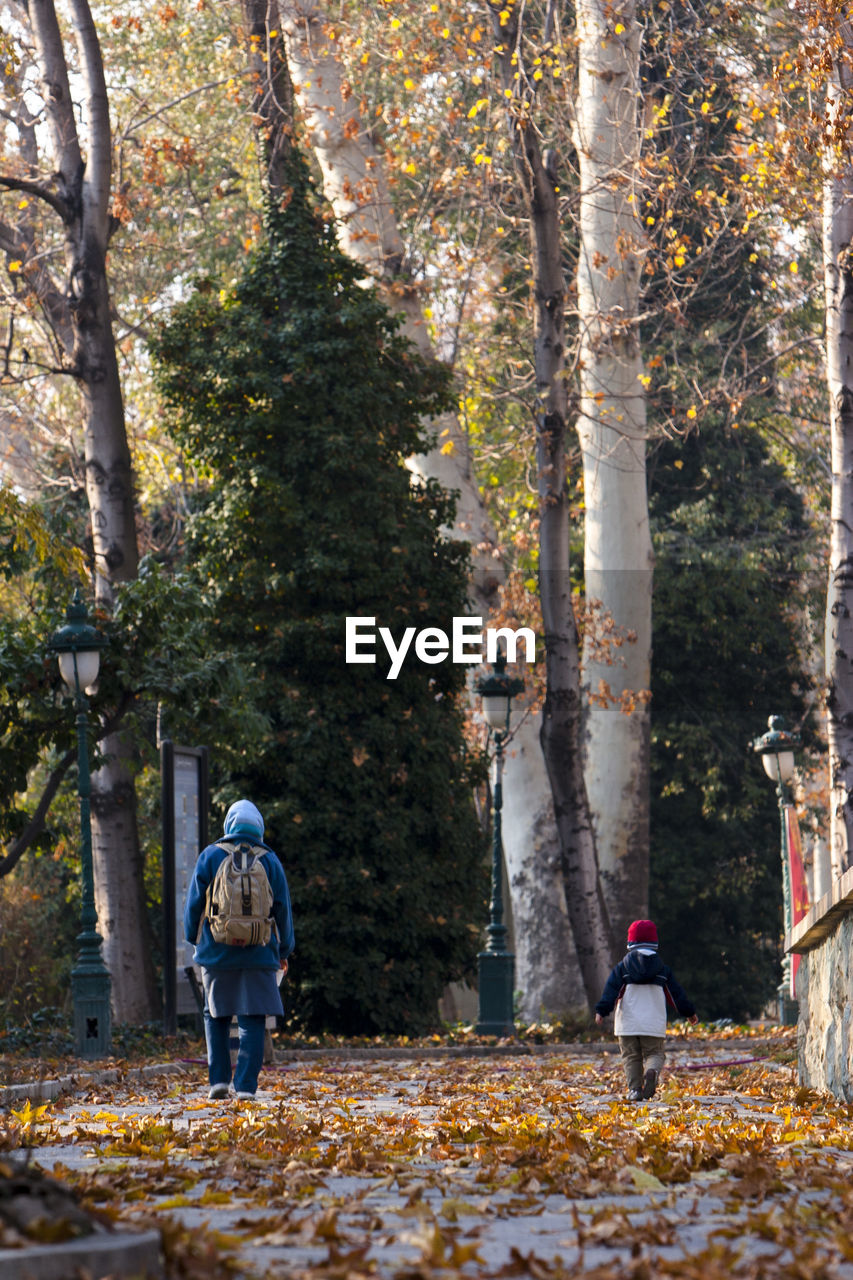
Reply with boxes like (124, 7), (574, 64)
(203, 840), (275, 947)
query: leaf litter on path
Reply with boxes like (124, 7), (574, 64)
(3, 1048), (853, 1278)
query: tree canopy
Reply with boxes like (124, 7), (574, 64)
(0, 0), (833, 1031)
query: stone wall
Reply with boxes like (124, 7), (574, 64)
(789, 865), (853, 1101)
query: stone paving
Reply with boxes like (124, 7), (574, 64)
(4, 1040), (852, 1278)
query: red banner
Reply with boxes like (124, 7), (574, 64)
(784, 805), (809, 999)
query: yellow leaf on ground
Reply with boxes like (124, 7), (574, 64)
(627, 1165), (666, 1190)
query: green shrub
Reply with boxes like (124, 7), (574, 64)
(0, 874), (74, 1025)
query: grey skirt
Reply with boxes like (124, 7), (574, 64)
(202, 967), (284, 1019)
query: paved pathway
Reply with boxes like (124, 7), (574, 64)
(4, 1040), (852, 1278)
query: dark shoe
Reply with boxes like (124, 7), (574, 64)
(642, 1069), (658, 1099)
(627, 1088), (643, 1102)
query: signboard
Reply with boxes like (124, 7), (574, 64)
(161, 741), (209, 1034)
(785, 804), (810, 1002)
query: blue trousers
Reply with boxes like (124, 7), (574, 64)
(203, 1006), (266, 1094)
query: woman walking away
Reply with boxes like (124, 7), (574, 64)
(594, 919), (697, 1102)
(184, 799), (294, 1100)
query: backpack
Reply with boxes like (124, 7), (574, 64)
(203, 840), (275, 947)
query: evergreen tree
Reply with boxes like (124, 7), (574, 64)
(151, 159), (487, 1034)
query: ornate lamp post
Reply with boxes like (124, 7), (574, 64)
(475, 652), (524, 1036)
(48, 591), (111, 1058)
(752, 714), (801, 1026)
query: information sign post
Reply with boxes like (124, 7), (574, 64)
(161, 742), (209, 1035)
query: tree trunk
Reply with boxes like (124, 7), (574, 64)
(278, 0), (585, 1014)
(90, 736), (154, 1021)
(12, 0), (156, 1021)
(824, 14), (853, 879)
(573, 0), (653, 947)
(488, 2), (615, 1006)
(241, 0), (297, 197)
(501, 719), (587, 1020)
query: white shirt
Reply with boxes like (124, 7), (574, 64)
(613, 948), (667, 1037)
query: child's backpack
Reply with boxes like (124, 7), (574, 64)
(203, 840), (275, 947)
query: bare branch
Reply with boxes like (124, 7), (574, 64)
(117, 76), (250, 143)
(0, 217), (74, 357)
(0, 744), (76, 876)
(543, 0), (557, 45)
(0, 173), (69, 220)
(1, 312), (12, 378)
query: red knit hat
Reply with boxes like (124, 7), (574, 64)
(627, 919), (658, 945)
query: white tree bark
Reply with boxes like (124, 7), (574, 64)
(823, 12), (853, 880)
(501, 719), (587, 1019)
(574, 0), (653, 947)
(278, 0), (586, 1016)
(486, 0), (615, 1007)
(4, 0), (155, 1021)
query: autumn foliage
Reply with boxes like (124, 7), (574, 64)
(4, 1039), (853, 1279)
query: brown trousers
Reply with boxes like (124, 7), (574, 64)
(618, 1035), (666, 1091)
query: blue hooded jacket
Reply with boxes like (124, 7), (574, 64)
(183, 801), (295, 970)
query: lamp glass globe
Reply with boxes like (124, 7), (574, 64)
(482, 695), (510, 730)
(58, 649), (100, 694)
(762, 750), (795, 784)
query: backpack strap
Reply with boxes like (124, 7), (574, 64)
(217, 838), (254, 869)
(197, 843), (244, 944)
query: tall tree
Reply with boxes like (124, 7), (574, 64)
(151, 152), (488, 1033)
(1, 0), (136, 594)
(0, 0), (155, 1019)
(574, 0), (653, 948)
(822, 7), (853, 877)
(486, 0), (614, 1005)
(278, 0), (585, 1016)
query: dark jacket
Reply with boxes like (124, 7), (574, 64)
(595, 947), (695, 1034)
(183, 839), (295, 971)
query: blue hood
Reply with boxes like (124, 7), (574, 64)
(623, 949), (666, 984)
(223, 799), (265, 842)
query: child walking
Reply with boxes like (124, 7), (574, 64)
(595, 919), (698, 1101)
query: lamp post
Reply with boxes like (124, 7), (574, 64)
(475, 652), (524, 1036)
(48, 591), (111, 1059)
(752, 714), (801, 1026)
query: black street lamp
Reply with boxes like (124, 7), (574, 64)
(752, 714), (801, 1026)
(48, 591), (111, 1059)
(475, 652), (524, 1037)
